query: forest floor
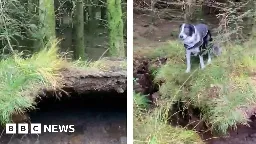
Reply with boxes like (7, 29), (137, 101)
(58, 26), (109, 61)
(58, 25), (127, 61)
(133, 12), (256, 144)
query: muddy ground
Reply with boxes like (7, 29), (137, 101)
(0, 92), (127, 144)
(133, 12), (256, 144)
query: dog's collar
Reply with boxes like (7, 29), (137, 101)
(184, 40), (203, 50)
(183, 25), (203, 50)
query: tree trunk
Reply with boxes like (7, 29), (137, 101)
(74, 0), (86, 60)
(122, 0), (127, 35)
(107, 0), (125, 57)
(39, 0), (56, 46)
(27, 0), (39, 52)
(27, 0), (36, 14)
(84, 7), (88, 24)
(122, 0), (127, 56)
(249, 1), (256, 39)
(100, 0), (107, 25)
(87, 3), (93, 33)
(87, 0), (99, 33)
(184, 0), (196, 23)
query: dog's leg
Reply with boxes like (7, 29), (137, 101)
(207, 50), (211, 64)
(199, 54), (205, 69)
(185, 51), (191, 73)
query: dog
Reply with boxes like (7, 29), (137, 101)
(179, 23), (215, 73)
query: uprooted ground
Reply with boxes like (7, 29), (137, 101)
(0, 40), (127, 125)
(133, 12), (256, 144)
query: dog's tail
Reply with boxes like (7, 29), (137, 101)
(206, 30), (221, 56)
(208, 30), (213, 41)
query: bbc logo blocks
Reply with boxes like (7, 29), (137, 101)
(6, 123), (75, 134)
(6, 123), (41, 134)
(5, 124), (16, 134)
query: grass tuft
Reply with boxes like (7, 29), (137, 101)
(73, 57), (127, 71)
(0, 39), (66, 124)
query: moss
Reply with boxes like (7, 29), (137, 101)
(107, 0), (125, 57)
(74, 0), (86, 60)
(39, 0), (56, 46)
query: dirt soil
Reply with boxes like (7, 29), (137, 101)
(133, 12), (256, 144)
(134, 13), (181, 48)
(204, 118), (256, 144)
(59, 64), (126, 94)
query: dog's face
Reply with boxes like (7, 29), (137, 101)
(179, 23), (195, 41)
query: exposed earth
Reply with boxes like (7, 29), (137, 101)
(133, 11), (256, 144)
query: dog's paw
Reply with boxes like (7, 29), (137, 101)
(185, 69), (190, 73)
(207, 59), (211, 65)
(201, 65), (205, 69)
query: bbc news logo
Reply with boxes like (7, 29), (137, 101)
(6, 123), (75, 134)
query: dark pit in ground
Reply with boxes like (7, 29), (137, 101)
(0, 91), (127, 144)
(202, 116), (256, 144)
(134, 58), (256, 144)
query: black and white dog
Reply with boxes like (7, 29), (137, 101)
(179, 23), (214, 73)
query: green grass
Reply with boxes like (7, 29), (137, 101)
(133, 92), (150, 109)
(133, 92), (203, 144)
(145, 40), (256, 134)
(134, 41), (184, 60)
(73, 57), (127, 72)
(0, 39), (66, 124)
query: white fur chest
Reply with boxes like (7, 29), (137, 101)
(186, 47), (200, 56)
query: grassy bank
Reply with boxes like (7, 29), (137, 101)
(133, 40), (256, 143)
(0, 39), (126, 125)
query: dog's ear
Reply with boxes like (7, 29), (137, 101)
(188, 24), (195, 35)
(179, 23), (186, 29)
(179, 24), (182, 29)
